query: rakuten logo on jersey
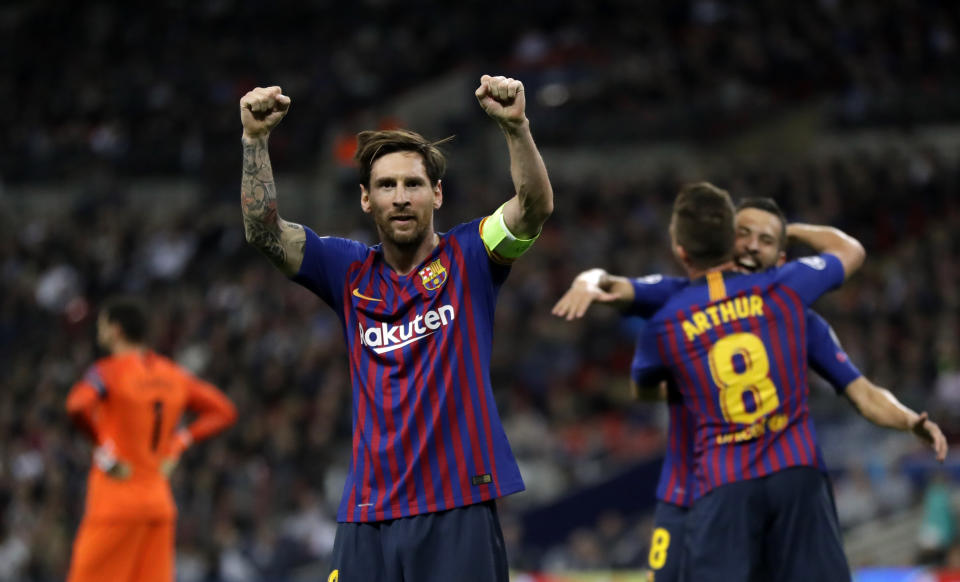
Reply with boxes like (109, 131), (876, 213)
(358, 305), (456, 354)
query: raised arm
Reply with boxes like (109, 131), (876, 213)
(475, 75), (553, 238)
(786, 223), (865, 280)
(845, 377), (948, 461)
(240, 86), (306, 276)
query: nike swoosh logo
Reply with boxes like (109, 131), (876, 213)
(352, 289), (382, 302)
(371, 332), (435, 354)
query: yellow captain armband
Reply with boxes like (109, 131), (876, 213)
(479, 203), (540, 264)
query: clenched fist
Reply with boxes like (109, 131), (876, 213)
(240, 86), (291, 139)
(475, 75), (527, 130)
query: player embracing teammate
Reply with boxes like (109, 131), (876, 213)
(555, 184), (948, 581)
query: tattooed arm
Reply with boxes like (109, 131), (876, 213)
(239, 86), (306, 276)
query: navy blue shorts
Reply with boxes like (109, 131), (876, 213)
(327, 500), (509, 582)
(683, 466), (850, 582)
(648, 501), (689, 582)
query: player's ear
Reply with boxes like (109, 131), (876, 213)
(360, 184), (372, 214)
(433, 180), (443, 210)
(777, 250), (786, 267)
(674, 243), (689, 266)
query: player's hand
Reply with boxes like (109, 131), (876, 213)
(475, 75), (527, 130)
(912, 412), (949, 462)
(107, 461), (132, 480)
(159, 457), (178, 478)
(551, 269), (620, 321)
(240, 86), (291, 139)
(94, 440), (132, 480)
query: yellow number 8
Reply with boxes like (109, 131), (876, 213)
(648, 527), (671, 570)
(708, 333), (780, 425)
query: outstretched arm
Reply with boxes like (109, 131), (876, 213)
(476, 75), (553, 239)
(240, 86), (306, 276)
(552, 268), (636, 320)
(845, 377), (948, 461)
(786, 223), (865, 280)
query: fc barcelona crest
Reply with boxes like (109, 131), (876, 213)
(418, 259), (448, 291)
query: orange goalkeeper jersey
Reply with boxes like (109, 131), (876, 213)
(66, 350), (237, 521)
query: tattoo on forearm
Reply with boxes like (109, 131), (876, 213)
(240, 138), (304, 269)
(241, 138), (277, 225)
(243, 216), (286, 265)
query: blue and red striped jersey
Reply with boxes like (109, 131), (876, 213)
(632, 306), (862, 507)
(292, 217), (524, 522)
(636, 254), (846, 500)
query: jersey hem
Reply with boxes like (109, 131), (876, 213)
(693, 460), (824, 501)
(336, 479), (525, 523)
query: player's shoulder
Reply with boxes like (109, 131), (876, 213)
(625, 274), (689, 316)
(137, 351), (191, 381)
(632, 273), (688, 289)
(89, 353), (127, 375)
(81, 357), (113, 383)
(303, 227), (374, 260)
(438, 217), (491, 260)
(447, 217), (486, 241)
(774, 253), (842, 280)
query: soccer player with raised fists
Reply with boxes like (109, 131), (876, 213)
(239, 75), (552, 582)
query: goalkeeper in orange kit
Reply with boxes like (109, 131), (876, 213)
(65, 297), (237, 582)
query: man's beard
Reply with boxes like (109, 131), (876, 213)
(379, 216), (429, 247)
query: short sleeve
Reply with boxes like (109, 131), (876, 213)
(624, 275), (688, 318)
(806, 310), (861, 394)
(460, 218), (510, 287)
(291, 227), (370, 308)
(774, 254), (845, 305)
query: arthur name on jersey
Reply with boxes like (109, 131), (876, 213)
(682, 295), (765, 342)
(358, 305), (456, 354)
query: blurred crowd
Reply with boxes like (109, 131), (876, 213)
(3, 141), (960, 579)
(7, 0), (960, 181)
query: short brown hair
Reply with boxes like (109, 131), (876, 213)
(354, 129), (452, 188)
(672, 182), (736, 269)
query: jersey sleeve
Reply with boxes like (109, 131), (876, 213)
(806, 310), (861, 394)
(774, 253), (845, 305)
(291, 227), (369, 308)
(623, 275), (687, 318)
(458, 218), (511, 286)
(181, 373), (238, 445)
(632, 325), (667, 386)
(66, 365), (107, 444)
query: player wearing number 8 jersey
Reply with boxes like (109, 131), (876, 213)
(65, 298), (237, 582)
(555, 192), (947, 581)
(635, 311), (864, 582)
(633, 183), (865, 582)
